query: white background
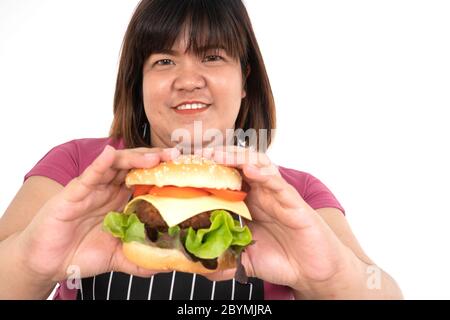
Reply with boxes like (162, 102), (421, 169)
(1, 0), (449, 299)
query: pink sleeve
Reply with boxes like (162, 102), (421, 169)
(302, 174), (345, 215)
(278, 166), (345, 215)
(24, 140), (79, 187)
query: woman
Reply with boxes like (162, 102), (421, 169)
(0, 0), (402, 299)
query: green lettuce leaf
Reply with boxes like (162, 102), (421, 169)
(102, 212), (146, 243)
(184, 210), (252, 259)
(168, 225), (181, 237)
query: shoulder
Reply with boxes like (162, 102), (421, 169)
(278, 165), (345, 214)
(25, 137), (124, 186)
(68, 136), (125, 152)
(68, 137), (124, 169)
(49, 136), (124, 169)
(277, 165), (319, 198)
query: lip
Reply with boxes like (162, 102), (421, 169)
(173, 100), (211, 108)
(172, 100), (211, 115)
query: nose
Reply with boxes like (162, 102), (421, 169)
(173, 64), (206, 92)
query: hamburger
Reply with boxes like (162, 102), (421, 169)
(102, 154), (253, 274)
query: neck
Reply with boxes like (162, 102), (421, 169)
(149, 130), (173, 149)
(149, 129), (237, 154)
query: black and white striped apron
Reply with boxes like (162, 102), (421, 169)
(77, 272), (264, 300)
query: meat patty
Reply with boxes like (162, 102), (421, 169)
(134, 200), (212, 231)
(134, 201), (167, 230)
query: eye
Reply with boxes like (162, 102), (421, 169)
(154, 59), (174, 66)
(203, 55), (224, 62)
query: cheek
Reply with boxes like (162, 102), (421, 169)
(210, 69), (244, 113)
(214, 69), (242, 92)
(142, 76), (170, 131)
(142, 75), (170, 110)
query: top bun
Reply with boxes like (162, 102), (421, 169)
(126, 154), (242, 191)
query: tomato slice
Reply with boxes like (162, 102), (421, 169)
(133, 185), (152, 198)
(149, 186), (211, 198)
(133, 185), (247, 201)
(204, 188), (247, 201)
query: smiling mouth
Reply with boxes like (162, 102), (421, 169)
(173, 103), (211, 114)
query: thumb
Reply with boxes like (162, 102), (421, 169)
(63, 145), (116, 203)
(240, 250), (256, 280)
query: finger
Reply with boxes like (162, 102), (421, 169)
(62, 145), (117, 202)
(107, 185), (134, 213)
(159, 147), (181, 162)
(202, 268), (237, 282)
(243, 165), (314, 219)
(194, 147), (214, 158)
(242, 164), (284, 192)
(127, 147), (163, 154)
(112, 150), (161, 169)
(212, 148), (271, 169)
(109, 148), (180, 189)
(211, 145), (247, 153)
(199, 145), (246, 161)
(108, 148), (179, 191)
(63, 146), (178, 204)
(73, 146), (161, 194)
(81, 145), (116, 185)
(109, 148), (180, 186)
(240, 250), (256, 279)
(126, 147), (179, 159)
(112, 147), (179, 169)
(111, 169), (129, 186)
(63, 146), (157, 203)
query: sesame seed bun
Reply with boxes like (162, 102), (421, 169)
(125, 154), (242, 190)
(122, 241), (236, 274)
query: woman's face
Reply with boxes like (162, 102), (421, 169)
(142, 35), (246, 151)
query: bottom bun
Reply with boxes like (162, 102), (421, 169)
(122, 241), (237, 274)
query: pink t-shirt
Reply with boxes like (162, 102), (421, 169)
(24, 137), (345, 300)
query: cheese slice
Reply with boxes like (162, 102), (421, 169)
(124, 194), (252, 227)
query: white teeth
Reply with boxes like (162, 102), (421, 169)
(176, 103), (208, 110)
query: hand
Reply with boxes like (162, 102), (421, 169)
(201, 146), (352, 291)
(17, 145), (180, 283)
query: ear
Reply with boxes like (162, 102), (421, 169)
(241, 88), (247, 99)
(241, 65), (251, 99)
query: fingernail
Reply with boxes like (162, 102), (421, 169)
(163, 147), (180, 159)
(100, 145), (114, 157)
(144, 153), (159, 161)
(245, 164), (260, 175)
(203, 147), (214, 158)
(213, 149), (225, 161)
